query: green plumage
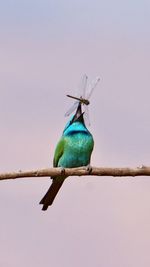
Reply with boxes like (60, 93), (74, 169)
(40, 103), (94, 210)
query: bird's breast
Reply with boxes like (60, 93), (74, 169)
(58, 131), (94, 168)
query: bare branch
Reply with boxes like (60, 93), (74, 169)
(0, 165), (149, 181)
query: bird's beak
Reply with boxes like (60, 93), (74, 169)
(72, 103), (85, 123)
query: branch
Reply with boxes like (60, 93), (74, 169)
(0, 165), (149, 181)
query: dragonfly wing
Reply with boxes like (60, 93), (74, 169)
(78, 74), (88, 99)
(86, 77), (100, 100)
(65, 101), (79, 117)
(65, 74), (88, 117)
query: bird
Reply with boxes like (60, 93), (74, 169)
(39, 102), (94, 210)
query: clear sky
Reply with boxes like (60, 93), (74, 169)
(0, 1), (150, 266)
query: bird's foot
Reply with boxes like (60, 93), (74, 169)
(86, 164), (92, 174)
(137, 164), (146, 169)
(60, 167), (66, 176)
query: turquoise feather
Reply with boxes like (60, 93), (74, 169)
(40, 103), (94, 210)
(58, 122), (93, 168)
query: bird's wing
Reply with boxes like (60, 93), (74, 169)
(53, 137), (65, 167)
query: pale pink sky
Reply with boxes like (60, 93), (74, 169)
(0, 1), (150, 266)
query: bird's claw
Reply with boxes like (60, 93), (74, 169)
(138, 164), (146, 169)
(86, 165), (92, 174)
(60, 167), (66, 176)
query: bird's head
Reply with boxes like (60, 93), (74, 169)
(63, 103), (86, 134)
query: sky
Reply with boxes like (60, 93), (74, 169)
(0, 0), (150, 266)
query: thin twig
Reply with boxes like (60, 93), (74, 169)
(0, 166), (149, 181)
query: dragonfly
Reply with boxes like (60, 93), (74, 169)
(65, 74), (100, 126)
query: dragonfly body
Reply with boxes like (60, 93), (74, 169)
(65, 75), (100, 125)
(40, 102), (94, 210)
(66, 94), (90, 106)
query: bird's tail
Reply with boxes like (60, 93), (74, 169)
(39, 178), (65, 211)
